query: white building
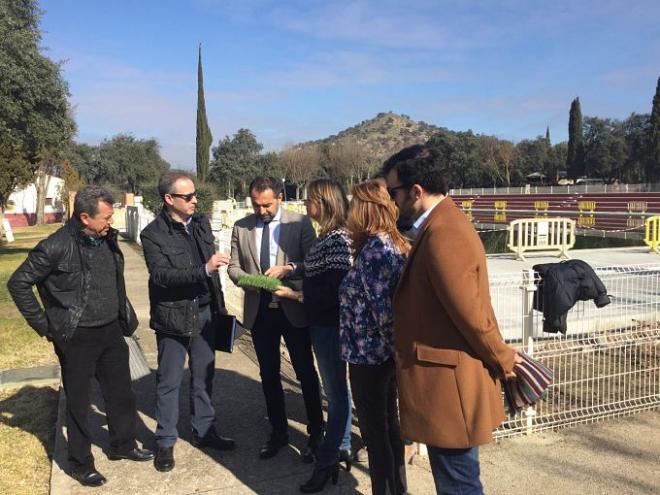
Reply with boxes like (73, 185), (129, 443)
(4, 175), (65, 227)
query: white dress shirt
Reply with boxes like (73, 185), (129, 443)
(255, 207), (283, 269)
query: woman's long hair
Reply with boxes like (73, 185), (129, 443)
(346, 180), (410, 256)
(307, 179), (349, 237)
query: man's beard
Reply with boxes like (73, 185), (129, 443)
(396, 216), (414, 234)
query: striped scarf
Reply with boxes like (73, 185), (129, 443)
(503, 351), (553, 414)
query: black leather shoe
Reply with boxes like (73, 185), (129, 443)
(71, 468), (107, 487)
(108, 447), (155, 462)
(299, 463), (339, 493)
(192, 429), (236, 451)
(259, 433), (289, 459)
(154, 446), (175, 472)
(301, 432), (324, 464)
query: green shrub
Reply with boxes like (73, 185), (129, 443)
(140, 182), (161, 214)
(195, 181), (221, 215)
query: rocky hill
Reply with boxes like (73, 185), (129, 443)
(310, 111), (445, 159)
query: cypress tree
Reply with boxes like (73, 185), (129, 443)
(649, 76), (660, 182)
(545, 125), (551, 144)
(566, 97), (584, 179)
(196, 44), (212, 182)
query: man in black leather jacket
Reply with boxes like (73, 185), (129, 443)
(141, 170), (235, 473)
(7, 186), (153, 487)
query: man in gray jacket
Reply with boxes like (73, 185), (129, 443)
(228, 176), (323, 461)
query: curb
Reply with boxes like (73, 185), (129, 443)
(0, 365), (60, 390)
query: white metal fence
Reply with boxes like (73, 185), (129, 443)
(449, 182), (660, 196)
(492, 264), (660, 438)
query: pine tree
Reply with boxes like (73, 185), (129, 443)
(566, 97), (584, 179)
(196, 44), (213, 182)
(648, 76), (660, 182)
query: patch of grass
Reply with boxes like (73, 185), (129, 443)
(0, 224), (59, 270)
(0, 384), (59, 495)
(0, 317), (55, 370)
(0, 224), (60, 372)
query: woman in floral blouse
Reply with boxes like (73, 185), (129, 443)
(339, 180), (410, 495)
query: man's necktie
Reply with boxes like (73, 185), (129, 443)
(260, 220), (270, 274)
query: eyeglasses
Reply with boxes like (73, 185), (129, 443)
(169, 192), (197, 202)
(387, 184), (408, 199)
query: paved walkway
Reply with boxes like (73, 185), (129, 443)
(49, 239), (660, 494)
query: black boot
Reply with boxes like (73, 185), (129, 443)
(338, 449), (352, 472)
(299, 463), (339, 493)
(301, 432), (324, 463)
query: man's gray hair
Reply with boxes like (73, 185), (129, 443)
(73, 186), (115, 220)
(158, 170), (195, 199)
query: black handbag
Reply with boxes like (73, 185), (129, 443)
(215, 314), (246, 353)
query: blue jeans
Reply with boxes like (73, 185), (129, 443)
(155, 305), (216, 448)
(427, 446), (483, 495)
(309, 324), (352, 467)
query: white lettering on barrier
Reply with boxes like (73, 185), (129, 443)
(536, 221), (549, 247)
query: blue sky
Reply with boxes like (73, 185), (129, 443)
(40, 0), (660, 168)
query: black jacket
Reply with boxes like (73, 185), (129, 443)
(7, 218), (138, 346)
(533, 259), (611, 334)
(140, 209), (225, 337)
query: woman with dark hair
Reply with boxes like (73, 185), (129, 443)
(275, 179), (354, 493)
(339, 180), (410, 495)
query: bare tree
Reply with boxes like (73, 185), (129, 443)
(279, 144), (321, 199)
(477, 136), (517, 187)
(477, 136), (504, 187)
(494, 140), (517, 187)
(328, 139), (360, 185)
(326, 138), (382, 186)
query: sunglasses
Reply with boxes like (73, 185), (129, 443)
(169, 192), (197, 202)
(387, 184), (408, 198)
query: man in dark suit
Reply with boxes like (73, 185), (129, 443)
(228, 176), (323, 461)
(8, 186), (153, 487)
(141, 170), (235, 473)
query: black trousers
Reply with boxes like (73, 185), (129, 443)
(251, 301), (323, 437)
(349, 358), (407, 495)
(56, 320), (137, 472)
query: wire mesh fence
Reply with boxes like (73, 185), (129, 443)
(492, 264), (660, 438)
